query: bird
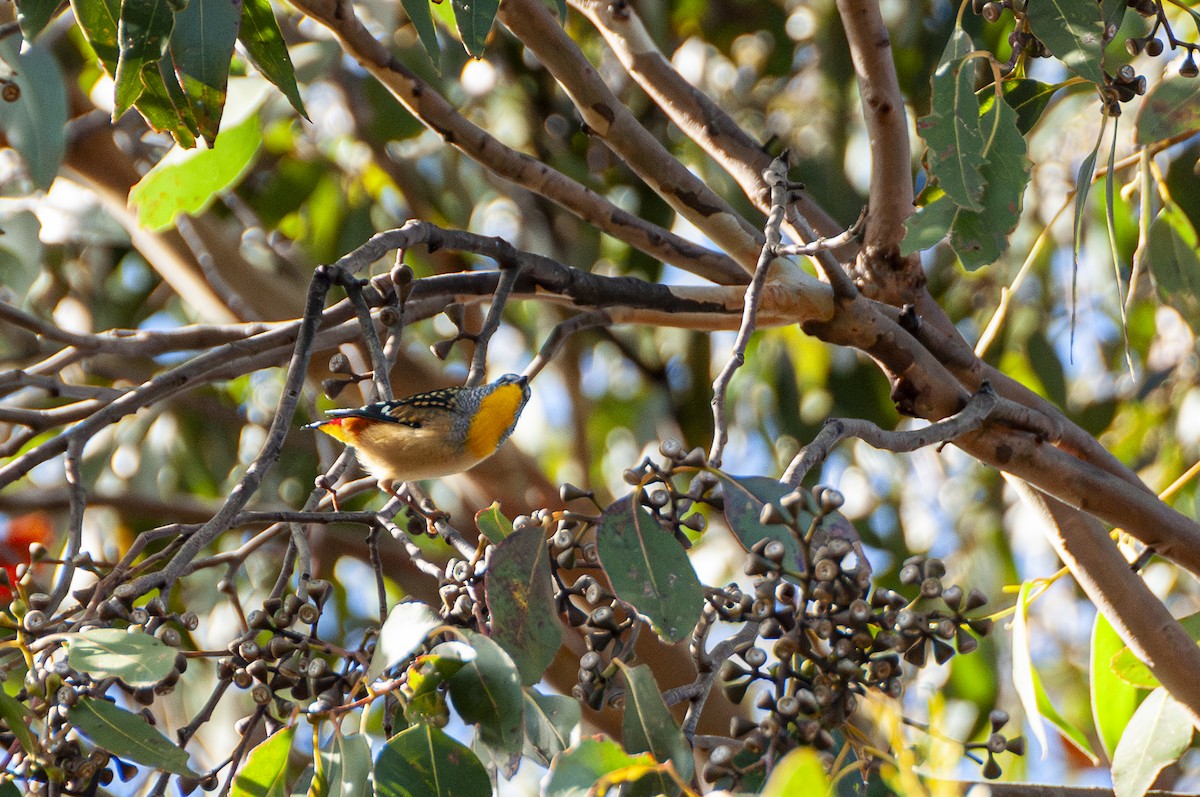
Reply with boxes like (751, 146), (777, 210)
(305, 373), (531, 490)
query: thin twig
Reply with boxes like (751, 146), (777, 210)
(524, 310), (611, 383)
(465, 261), (523, 387)
(709, 156), (791, 466)
(343, 278), (393, 402)
(784, 384), (1001, 485)
(48, 437), (85, 614)
(782, 205), (862, 300)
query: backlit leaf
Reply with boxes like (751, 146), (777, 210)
(231, 726), (295, 797)
(365, 600), (441, 684)
(239, 0), (307, 117)
(1111, 688), (1192, 797)
(170, 0), (242, 144)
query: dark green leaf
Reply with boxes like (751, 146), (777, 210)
(15, 0), (60, 40)
(0, 781), (18, 797)
(365, 600), (441, 683)
(450, 0), (499, 58)
(717, 474), (805, 568)
(446, 631), (524, 759)
(66, 628), (176, 688)
(401, 0), (440, 65)
(542, 738), (658, 797)
(1026, 0), (1104, 83)
(0, 40), (67, 190)
(113, 0), (176, 118)
(918, 29), (986, 211)
(133, 60), (200, 147)
(0, 687), (36, 755)
(522, 688), (580, 766)
(67, 697), (199, 777)
(239, 0), (307, 118)
(1072, 126), (1103, 313)
(1136, 78), (1200, 147)
(901, 190), (956, 255)
(485, 525), (561, 685)
(596, 494), (703, 643)
(1146, 205), (1200, 334)
(374, 724), (491, 797)
(1025, 332), (1066, 407)
(313, 731), (373, 797)
(475, 501), (513, 544)
(71, 0), (121, 68)
(1101, 0), (1127, 30)
(231, 726), (295, 797)
(978, 78), (1057, 135)
(948, 96), (1029, 270)
(1111, 688), (1193, 797)
(170, 0), (242, 144)
(618, 662), (694, 797)
(1090, 614), (1139, 762)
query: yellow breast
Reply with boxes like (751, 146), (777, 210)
(465, 383), (526, 458)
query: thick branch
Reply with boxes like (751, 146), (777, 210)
(1007, 480), (1200, 728)
(496, 0), (765, 271)
(834, 0), (914, 256)
(286, 0), (745, 286)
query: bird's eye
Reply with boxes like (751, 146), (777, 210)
(404, 421), (422, 429)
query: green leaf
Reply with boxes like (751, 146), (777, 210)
(1110, 611), (1200, 689)
(522, 688), (580, 766)
(15, 0), (60, 40)
(947, 98), (1029, 270)
(1091, 614), (1140, 762)
(450, 0), (499, 58)
(365, 600), (441, 684)
(618, 662), (694, 796)
(901, 190), (956, 255)
(979, 78), (1057, 135)
(0, 781), (19, 797)
(312, 731), (373, 797)
(67, 697), (199, 777)
(1011, 581), (1098, 763)
(404, 641), (474, 726)
(596, 494), (703, 643)
(543, 738), (658, 797)
(1111, 688), (1193, 797)
(1026, 0), (1104, 83)
(66, 628), (176, 688)
(1145, 205), (1200, 334)
(717, 474), (805, 568)
(401, 0), (440, 65)
(239, 0), (308, 118)
(374, 724), (491, 797)
(0, 687), (36, 755)
(1136, 78), (1200, 148)
(485, 525), (561, 685)
(446, 631), (524, 760)
(232, 726), (295, 797)
(113, 0), (176, 118)
(129, 99), (263, 231)
(918, 29), (986, 212)
(1072, 125), (1104, 315)
(169, 0), (242, 145)
(72, 0), (121, 68)
(0, 40), (67, 190)
(474, 501), (513, 544)
(1101, 0), (1127, 30)
(761, 747), (830, 797)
